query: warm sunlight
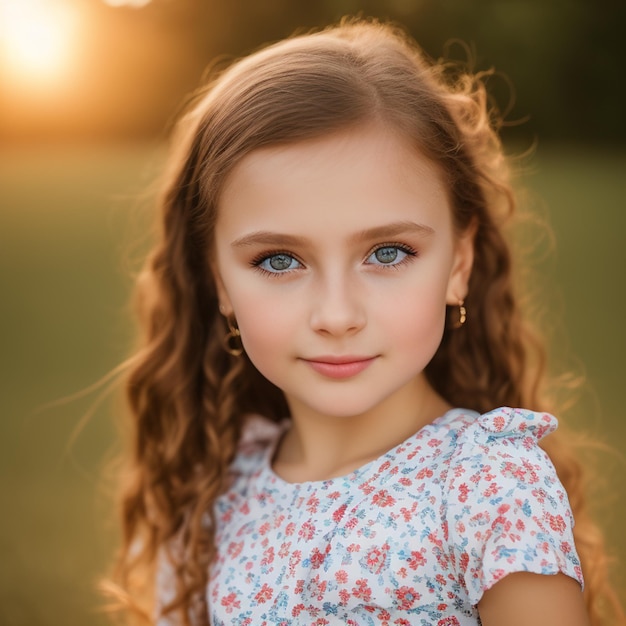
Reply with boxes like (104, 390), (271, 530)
(103, 0), (152, 6)
(0, 0), (78, 88)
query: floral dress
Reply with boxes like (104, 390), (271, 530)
(164, 407), (584, 625)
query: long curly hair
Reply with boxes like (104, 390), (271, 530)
(108, 17), (624, 625)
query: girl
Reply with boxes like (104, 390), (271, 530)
(110, 18), (624, 626)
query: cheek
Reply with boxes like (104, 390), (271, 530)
(379, 272), (449, 355)
(391, 293), (446, 343)
(229, 293), (299, 375)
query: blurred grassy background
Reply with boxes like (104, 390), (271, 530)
(1, 1), (624, 624)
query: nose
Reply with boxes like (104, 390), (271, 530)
(309, 273), (366, 337)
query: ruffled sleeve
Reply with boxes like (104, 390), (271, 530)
(445, 407), (584, 606)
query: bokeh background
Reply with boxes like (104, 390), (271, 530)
(1, 1), (624, 624)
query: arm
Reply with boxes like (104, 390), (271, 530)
(478, 572), (589, 626)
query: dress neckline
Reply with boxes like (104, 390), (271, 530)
(259, 407), (477, 490)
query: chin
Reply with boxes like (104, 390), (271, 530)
(289, 395), (389, 421)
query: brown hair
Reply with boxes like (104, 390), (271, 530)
(108, 17), (623, 625)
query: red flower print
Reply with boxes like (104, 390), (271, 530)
(407, 549), (426, 570)
(399, 477), (412, 486)
(261, 546), (274, 566)
(360, 482), (375, 495)
(307, 495), (320, 513)
(292, 603), (305, 617)
(548, 514), (566, 533)
(378, 460), (391, 472)
(483, 482), (499, 498)
(393, 620), (411, 626)
(437, 617), (461, 625)
(254, 583), (273, 604)
(289, 550), (302, 575)
(394, 585), (420, 610)
(310, 547), (326, 569)
(298, 520), (316, 541)
(278, 541), (291, 558)
(352, 578), (372, 602)
(308, 574), (327, 601)
(416, 467), (434, 480)
(492, 415), (506, 431)
(258, 521), (271, 536)
(221, 592), (240, 613)
(491, 515), (512, 534)
(459, 552), (469, 572)
(333, 503), (347, 523)
(335, 569), (348, 583)
(294, 579), (304, 594)
(227, 541), (243, 558)
(372, 489), (396, 507)
(363, 543), (390, 574)
(339, 589), (350, 605)
(285, 522), (296, 536)
(458, 482), (469, 503)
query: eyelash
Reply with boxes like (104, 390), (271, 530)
(366, 242), (418, 268)
(250, 243), (418, 277)
(250, 250), (304, 278)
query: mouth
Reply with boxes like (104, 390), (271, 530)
(301, 355), (378, 379)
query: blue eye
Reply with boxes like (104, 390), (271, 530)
(257, 253), (302, 273)
(366, 245), (412, 266)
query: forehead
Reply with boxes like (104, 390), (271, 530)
(216, 124), (453, 238)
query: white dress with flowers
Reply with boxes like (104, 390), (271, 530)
(201, 407), (583, 625)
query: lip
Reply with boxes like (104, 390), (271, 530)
(302, 355), (378, 379)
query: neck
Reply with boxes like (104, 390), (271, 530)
(272, 376), (450, 483)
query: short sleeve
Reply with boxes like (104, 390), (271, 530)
(445, 407), (584, 606)
(155, 547), (178, 626)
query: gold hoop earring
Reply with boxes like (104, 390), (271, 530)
(222, 317), (243, 357)
(455, 300), (467, 328)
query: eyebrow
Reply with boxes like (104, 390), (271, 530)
(230, 220), (435, 248)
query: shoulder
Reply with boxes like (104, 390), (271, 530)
(443, 406), (559, 475)
(446, 405), (557, 446)
(227, 414), (284, 478)
(445, 406), (565, 511)
(442, 407), (583, 604)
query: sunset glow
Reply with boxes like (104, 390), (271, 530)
(0, 0), (78, 88)
(103, 0), (152, 6)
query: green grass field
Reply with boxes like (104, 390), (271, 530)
(1, 144), (624, 624)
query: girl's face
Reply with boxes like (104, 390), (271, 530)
(212, 125), (474, 422)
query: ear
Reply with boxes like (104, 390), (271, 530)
(446, 221), (477, 305)
(210, 260), (234, 317)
